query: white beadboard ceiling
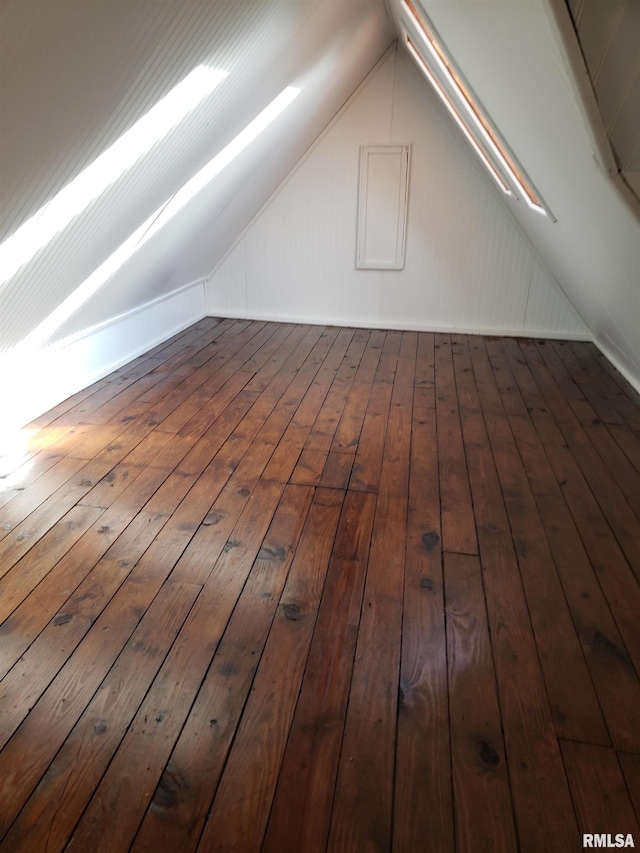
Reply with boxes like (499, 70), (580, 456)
(1, 0), (639, 389)
(0, 0), (394, 349)
(207, 47), (590, 341)
(565, 0), (640, 201)
(387, 0), (640, 385)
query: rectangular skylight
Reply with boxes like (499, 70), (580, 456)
(405, 38), (512, 197)
(0, 65), (228, 286)
(402, 0), (552, 219)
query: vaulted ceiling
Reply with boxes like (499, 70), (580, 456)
(1, 0), (639, 415)
(389, 0), (639, 385)
(0, 1), (394, 350)
(565, 0), (640, 203)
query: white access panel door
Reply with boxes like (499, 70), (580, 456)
(357, 144), (410, 270)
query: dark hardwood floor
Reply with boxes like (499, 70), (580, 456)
(1, 317), (639, 852)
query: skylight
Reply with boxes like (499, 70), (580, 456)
(402, 0), (552, 219)
(0, 65), (228, 286)
(23, 86), (301, 349)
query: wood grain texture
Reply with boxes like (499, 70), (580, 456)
(263, 490), (376, 853)
(486, 338), (640, 752)
(197, 488), (344, 853)
(618, 752), (640, 823)
(2, 581), (201, 853)
(348, 330), (399, 492)
(434, 335), (478, 555)
(501, 339), (640, 684)
(445, 551), (518, 853)
(1, 319), (639, 851)
(328, 332), (414, 851)
(523, 340), (640, 581)
(67, 480), (287, 853)
(132, 483), (314, 852)
(465, 336), (609, 746)
(393, 394), (453, 853)
(561, 741), (640, 840)
(452, 338), (579, 853)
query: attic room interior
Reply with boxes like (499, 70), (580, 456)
(1, 0), (639, 849)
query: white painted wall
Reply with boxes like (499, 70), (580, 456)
(207, 48), (589, 341)
(0, 0), (393, 351)
(0, 282), (205, 435)
(398, 0), (640, 388)
(0, 0), (393, 430)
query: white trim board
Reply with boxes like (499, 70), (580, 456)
(54, 279), (206, 349)
(205, 309), (594, 342)
(2, 280), (205, 433)
(595, 337), (640, 397)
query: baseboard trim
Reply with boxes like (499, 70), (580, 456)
(205, 308), (594, 343)
(3, 281), (206, 433)
(594, 337), (640, 397)
(55, 279), (206, 348)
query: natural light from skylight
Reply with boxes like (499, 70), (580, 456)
(405, 38), (511, 196)
(23, 86), (301, 350)
(402, 0), (550, 217)
(0, 65), (228, 287)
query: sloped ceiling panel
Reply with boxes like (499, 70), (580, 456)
(388, 0), (640, 386)
(0, 0), (394, 348)
(566, 0), (640, 200)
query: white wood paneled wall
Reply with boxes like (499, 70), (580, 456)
(411, 0), (640, 392)
(0, 0), (393, 350)
(207, 49), (589, 340)
(0, 282), (205, 434)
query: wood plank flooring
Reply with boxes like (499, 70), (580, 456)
(1, 317), (639, 852)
